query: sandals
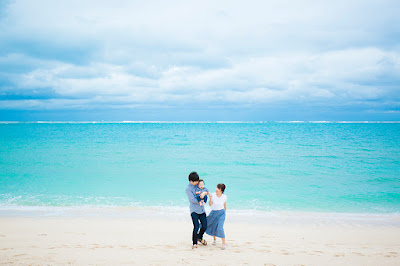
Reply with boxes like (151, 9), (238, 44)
(197, 239), (207, 246)
(221, 245), (226, 250)
(192, 244), (197, 249)
(212, 240), (217, 245)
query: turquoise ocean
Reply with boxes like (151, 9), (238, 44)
(1, 122), (399, 215)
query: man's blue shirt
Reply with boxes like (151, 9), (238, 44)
(185, 183), (205, 214)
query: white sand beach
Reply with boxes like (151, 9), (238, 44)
(1, 210), (399, 265)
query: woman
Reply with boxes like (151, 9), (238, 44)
(206, 183), (227, 250)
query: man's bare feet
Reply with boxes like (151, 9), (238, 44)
(198, 239), (207, 245)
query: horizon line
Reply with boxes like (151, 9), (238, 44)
(1, 120), (400, 124)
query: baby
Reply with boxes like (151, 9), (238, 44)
(195, 179), (209, 206)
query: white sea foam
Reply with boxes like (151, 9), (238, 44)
(308, 121), (334, 123)
(1, 205), (399, 226)
(276, 121), (305, 123)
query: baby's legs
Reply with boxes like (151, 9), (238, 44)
(203, 195), (208, 203)
(199, 191), (208, 198)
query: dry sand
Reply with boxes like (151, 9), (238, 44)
(1, 212), (400, 265)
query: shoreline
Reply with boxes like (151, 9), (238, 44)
(1, 205), (399, 227)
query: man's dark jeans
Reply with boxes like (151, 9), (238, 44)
(190, 212), (207, 245)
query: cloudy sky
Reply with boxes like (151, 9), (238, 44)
(0, 0), (399, 121)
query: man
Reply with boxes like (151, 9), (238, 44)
(185, 171), (208, 249)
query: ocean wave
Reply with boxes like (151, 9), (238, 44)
(1, 204), (399, 226)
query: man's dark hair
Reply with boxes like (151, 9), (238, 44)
(217, 183), (226, 193)
(188, 171), (200, 182)
(198, 179), (204, 184)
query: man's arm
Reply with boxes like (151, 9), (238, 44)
(186, 187), (200, 204)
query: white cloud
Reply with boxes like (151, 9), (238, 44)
(1, 47), (396, 110)
(0, 0), (400, 112)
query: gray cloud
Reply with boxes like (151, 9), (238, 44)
(0, 0), (399, 119)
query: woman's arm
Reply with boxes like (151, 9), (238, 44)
(209, 193), (213, 206)
(224, 201), (227, 211)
